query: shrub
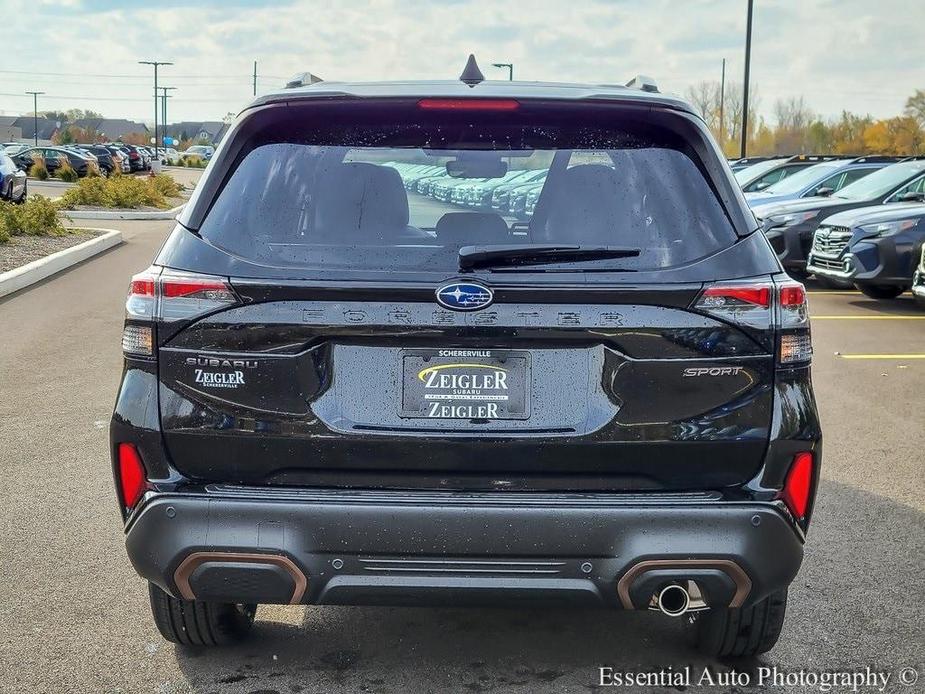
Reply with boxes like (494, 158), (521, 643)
(56, 159), (79, 182)
(29, 159), (49, 181)
(150, 173), (183, 198)
(0, 196), (67, 237)
(58, 174), (169, 209)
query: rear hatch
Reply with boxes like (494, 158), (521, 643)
(152, 96), (782, 491)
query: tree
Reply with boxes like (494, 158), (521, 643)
(905, 89), (925, 126)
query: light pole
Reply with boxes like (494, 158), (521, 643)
(25, 91), (45, 147)
(158, 86), (177, 150)
(741, 0), (754, 158)
(492, 63), (513, 81)
(139, 60), (172, 161)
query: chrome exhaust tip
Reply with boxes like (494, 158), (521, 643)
(656, 584), (691, 617)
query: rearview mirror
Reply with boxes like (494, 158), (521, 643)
(815, 186), (834, 197)
(754, 181), (771, 191)
(446, 154), (508, 179)
(896, 191), (925, 203)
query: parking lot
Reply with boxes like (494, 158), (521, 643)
(0, 215), (922, 693)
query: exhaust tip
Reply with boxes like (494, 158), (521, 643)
(657, 584), (690, 617)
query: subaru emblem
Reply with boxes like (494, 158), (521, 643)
(436, 282), (494, 311)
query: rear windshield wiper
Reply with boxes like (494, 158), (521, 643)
(458, 244), (641, 270)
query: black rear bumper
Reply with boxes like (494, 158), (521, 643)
(125, 489), (804, 610)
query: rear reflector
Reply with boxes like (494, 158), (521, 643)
(781, 452), (814, 520)
(117, 443), (147, 509)
(417, 98), (520, 111)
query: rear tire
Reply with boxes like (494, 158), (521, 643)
(697, 589), (788, 658)
(855, 284), (904, 300)
(15, 180), (27, 204)
(147, 582), (257, 646)
(786, 269), (809, 281)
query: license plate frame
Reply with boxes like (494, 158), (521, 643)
(399, 348), (531, 420)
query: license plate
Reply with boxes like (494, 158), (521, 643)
(400, 349), (530, 420)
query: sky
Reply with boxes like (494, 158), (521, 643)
(2, 0), (923, 127)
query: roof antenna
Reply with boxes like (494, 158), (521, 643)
(459, 54), (485, 87)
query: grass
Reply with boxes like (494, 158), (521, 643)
(0, 196), (69, 243)
(58, 174), (184, 210)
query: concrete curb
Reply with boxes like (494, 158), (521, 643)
(0, 228), (123, 299)
(60, 204), (184, 221)
(26, 178), (75, 188)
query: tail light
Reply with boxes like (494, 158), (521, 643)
(693, 279), (812, 365)
(780, 451), (815, 522)
(777, 280), (812, 364)
(117, 442), (148, 509)
(122, 267), (237, 357)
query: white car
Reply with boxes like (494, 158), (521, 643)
(161, 148), (181, 165)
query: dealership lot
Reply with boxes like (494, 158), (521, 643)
(0, 218), (922, 693)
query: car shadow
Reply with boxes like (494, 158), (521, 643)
(173, 480), (925, 693)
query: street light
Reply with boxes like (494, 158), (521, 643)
(138, 60), (173, 161)
(25, 91), (45, 147)
(491, 62), (514, 81)
(741, 0), (754, 158)
(158, 86), (177, 149)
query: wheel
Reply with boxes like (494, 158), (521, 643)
(915, 294), (925, 311)
(814, 275), (852, 289)
(15, 180), (27, 204)
(697, 589), (787, 658)
(786, 269), (809, 281)
(855, 284), (904, 300)
(147, 582), (257, 646)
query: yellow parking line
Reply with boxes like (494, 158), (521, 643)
(838, 355), (925, 360)
(812, 315), (925, 319)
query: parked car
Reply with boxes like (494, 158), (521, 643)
(112, 73), (819, 657)
(183, 145), (214, 160)
(735, 155), (851, 193)
(728, 156), (778, 172)
(160, 148), (181, 165)
(754, 159), (925, 278)
(12, 146), (96, 177)
(744, 156), (901, 207)
(912, 245), (925, 309)
(103, 145), (132, 174)
(75, 144), (116, 176)
(806, 203), (925, 298)
(0, 152), (27, 202)
(112, 144), (147, 172)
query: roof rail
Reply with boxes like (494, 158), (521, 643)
(850, 155), (907, 163)
(625, 75), (659, 93)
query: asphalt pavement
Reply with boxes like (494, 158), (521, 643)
(0, 218), (923, 693)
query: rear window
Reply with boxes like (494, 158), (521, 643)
(196, 102), (737, 274)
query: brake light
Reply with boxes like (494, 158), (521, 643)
(162, 277), (236, 300)
(780, 284), (805, 306)
(701, 285), (771, 308)
(417, 98), (520, 111)
(780, 452), (814, 520)
(117, 443), (147, 509)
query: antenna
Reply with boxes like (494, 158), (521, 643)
(459, 54), (485, 87)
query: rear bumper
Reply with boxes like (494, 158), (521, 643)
(125, 489), (804, 610)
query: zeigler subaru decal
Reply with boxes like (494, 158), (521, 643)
(186, 356), (257, 389)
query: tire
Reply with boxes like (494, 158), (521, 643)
(147, 582), (257, 646)
(855, 284), (904, 300)
(814, 275), (852, 289)
(15, 180), (27, 204)
(786, 269), (809, 281)
(915, 294), (925, 311)
(697, 589), (788, 658)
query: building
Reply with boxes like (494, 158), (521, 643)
(12, 116), (59, 143)
(73, 118), (149, 142)
(0, 116), (22, 142)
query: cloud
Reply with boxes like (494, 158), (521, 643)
(1, 0), (922, 124)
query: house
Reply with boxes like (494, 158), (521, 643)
(13, 116), (59, 143)
(165, 121), (230, 145)
(0, 116), (22, 142)
(73, 118), (149, 141)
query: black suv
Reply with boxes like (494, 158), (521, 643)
(754, 159), (925, 279)
(111, 66), (821, 657)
